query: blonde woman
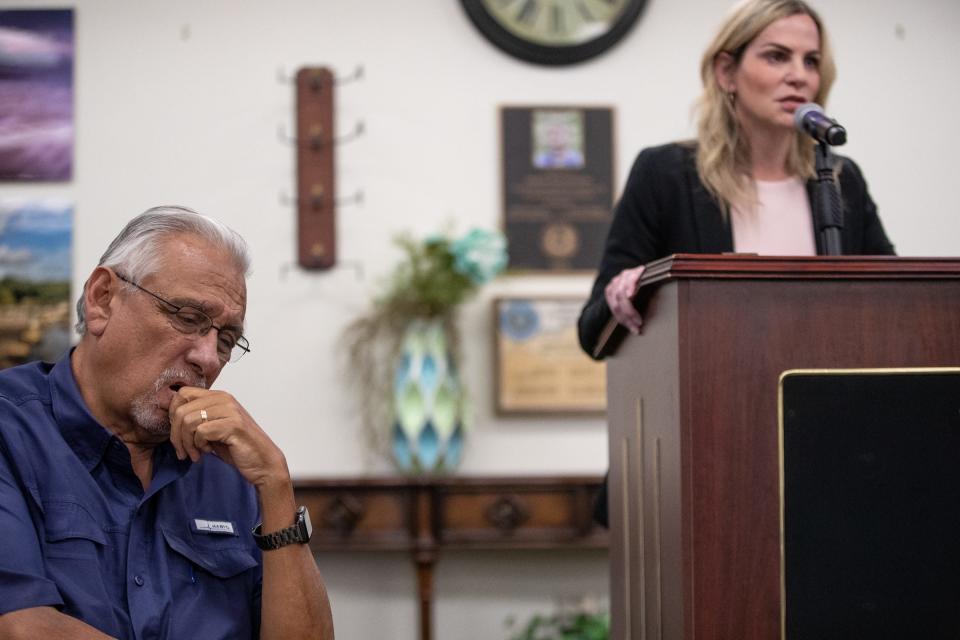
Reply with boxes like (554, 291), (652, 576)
(578, 0), (894, 357)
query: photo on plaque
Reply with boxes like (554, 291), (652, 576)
(494, 297), (606, 416)
(531, 110), (585, 170)
(501, 106), (614, 272)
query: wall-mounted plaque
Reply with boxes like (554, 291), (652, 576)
(501, 106), (614, 272)
(494, 297), (606, 415)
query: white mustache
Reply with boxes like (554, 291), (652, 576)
(154, 368), (207, 392)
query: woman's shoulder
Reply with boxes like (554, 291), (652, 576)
(833, 153), (866, 181)
(636, 140), (697, 163)
(630, 140), (697, 177)
(817, 152), (869, 195)
(625, 142), (698, 194)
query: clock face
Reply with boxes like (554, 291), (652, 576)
(461, 0), (647, 65)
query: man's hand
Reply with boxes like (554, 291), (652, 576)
(604, 265), (646, 335)
(167, 387), (335, 638)
(168, 388), (288, 488)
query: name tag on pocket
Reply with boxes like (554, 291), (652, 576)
(192, 519), (237, 536)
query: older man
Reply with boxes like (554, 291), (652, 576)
(0, 207), (334, 639)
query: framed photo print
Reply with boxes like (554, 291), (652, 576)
(0, 9), (74, 181)
(0, 198), (73, 369)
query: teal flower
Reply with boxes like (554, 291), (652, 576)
(451, 228), (507, 285)
(374, 226), (507, 318)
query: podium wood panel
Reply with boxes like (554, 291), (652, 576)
(604, 255), (960, 640)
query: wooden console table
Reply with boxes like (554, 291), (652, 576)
(294, 475), (608, 640)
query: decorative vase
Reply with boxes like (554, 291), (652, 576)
(391, 318), (467, 473)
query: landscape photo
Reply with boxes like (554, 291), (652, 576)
(0, 198), (72, 368)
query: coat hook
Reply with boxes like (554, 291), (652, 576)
(278, 121), (363, 148)
(277, 124), (298, 145)
(279, 64), (364, 88)
(332, 121), (364, 146)
(306, 65), (365, 91)
(291, 120), (364, 151)
(336, 190), (364, 207)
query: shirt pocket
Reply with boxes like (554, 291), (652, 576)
(160, 529), (260, 639)
(160, 528), (258, 580)
(42, 500), (120, 631)
(43, 500), (108, 560)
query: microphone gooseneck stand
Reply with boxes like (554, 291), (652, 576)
(813, 142), (844, 256)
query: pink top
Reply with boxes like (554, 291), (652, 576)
(731, 177), (816, 256)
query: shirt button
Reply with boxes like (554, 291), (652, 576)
(134, 575), (145, 587)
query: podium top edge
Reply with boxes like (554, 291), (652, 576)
(641, 254), (960, 282)
(590, 255), (960, 359)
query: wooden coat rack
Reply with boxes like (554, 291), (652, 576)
(296, 67), (336, 269)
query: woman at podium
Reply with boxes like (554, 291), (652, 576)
(578, 0), (895, 357)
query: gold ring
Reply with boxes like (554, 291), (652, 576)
(199, 409), (208, 423)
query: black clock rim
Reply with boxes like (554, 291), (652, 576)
(460, 0), (648, 66)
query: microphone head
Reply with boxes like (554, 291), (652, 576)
(826, 125), (847, 146)
(793, 102), (824, 130)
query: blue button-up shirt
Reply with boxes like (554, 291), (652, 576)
(0, 353), (262, 639)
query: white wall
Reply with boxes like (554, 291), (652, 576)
(4, 0), (959, 638)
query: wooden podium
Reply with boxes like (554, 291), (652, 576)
(598, 255), (960, 640)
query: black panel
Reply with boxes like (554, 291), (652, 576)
(782, 372), (960, 639)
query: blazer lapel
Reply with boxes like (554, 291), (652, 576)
(689, 165), (733, 253)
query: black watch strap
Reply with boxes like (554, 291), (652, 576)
(253, 506), (312, 551)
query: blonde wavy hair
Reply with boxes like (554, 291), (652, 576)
(696, 0), (836, 213)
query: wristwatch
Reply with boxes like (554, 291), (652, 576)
(252, 506), (313, 550)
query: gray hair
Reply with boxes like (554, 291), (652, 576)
(75, 205), (251, 334)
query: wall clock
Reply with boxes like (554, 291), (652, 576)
(460, 0), (647, 66)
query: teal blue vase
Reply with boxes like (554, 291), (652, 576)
(391, 318), (466, 473)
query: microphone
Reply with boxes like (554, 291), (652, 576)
(794, 103), (847, 146)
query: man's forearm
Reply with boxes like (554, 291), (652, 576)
(257, 475), (334, 640)
(0, 607), (116, 639)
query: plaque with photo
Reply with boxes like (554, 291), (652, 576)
(494, 297), (606, 416)
(501, 106), (615, 272)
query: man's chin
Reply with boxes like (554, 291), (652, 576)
(131, 403), (172, 438)
(139, 421), (172, 438)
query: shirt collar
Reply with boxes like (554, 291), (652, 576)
(49, 349), (115, 472)
(48, 350), (191, 483)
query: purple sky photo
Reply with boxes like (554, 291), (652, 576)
(0, 9), (74, 181)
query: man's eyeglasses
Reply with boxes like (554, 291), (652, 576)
(115, 273), (250, 363)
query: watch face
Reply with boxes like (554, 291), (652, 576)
(461, 0), (647, 65)
(299, 506), (313, 540)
